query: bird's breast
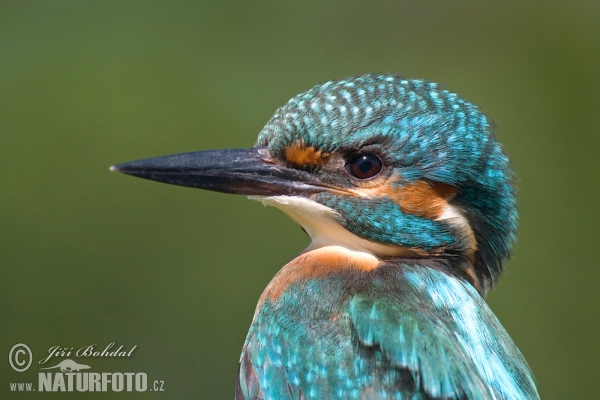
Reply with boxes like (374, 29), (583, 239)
(257, 245), (381, 306)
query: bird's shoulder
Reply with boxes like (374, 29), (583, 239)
(236, 262), (538, 400)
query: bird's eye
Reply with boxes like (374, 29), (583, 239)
(345, 154), (383, 179)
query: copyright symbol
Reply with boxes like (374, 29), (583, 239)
(9, 343), (32, 372)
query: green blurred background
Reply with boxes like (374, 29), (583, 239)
(1, 1), (598, 399)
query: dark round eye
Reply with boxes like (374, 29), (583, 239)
(345, 154), (383, 179)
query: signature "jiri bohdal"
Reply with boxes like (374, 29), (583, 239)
(39, 342), (137, 365)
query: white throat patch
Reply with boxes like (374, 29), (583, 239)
(249, 195), (407, 260)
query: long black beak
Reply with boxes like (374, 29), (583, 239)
(111, 146), (327, 196)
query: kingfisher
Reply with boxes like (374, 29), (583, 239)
(112, 74), (539, 399)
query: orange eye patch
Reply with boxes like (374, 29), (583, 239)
(284, 140), (330, 166)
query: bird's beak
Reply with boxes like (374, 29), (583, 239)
(111, 146), (327, 196)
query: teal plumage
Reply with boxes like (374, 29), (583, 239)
(240, 264), (536, 399)
(112, 74), (539, 399)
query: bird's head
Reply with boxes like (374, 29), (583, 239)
(113, 74), (516, 295)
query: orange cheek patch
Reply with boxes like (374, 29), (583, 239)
(284, 140), (330, 166)
(259, 247), (380, 304)
(364, 180), (457, 219)
(394, 180), (458, 219)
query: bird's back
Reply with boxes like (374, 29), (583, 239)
(236, 256), (537, 400)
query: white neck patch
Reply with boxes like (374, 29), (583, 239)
(437, 203), (477, 256)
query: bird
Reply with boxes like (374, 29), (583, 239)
(112, 74), (539, 399)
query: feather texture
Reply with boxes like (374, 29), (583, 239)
(237, 263), (538, 399)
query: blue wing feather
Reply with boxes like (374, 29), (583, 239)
(349, 295), (491, 399)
